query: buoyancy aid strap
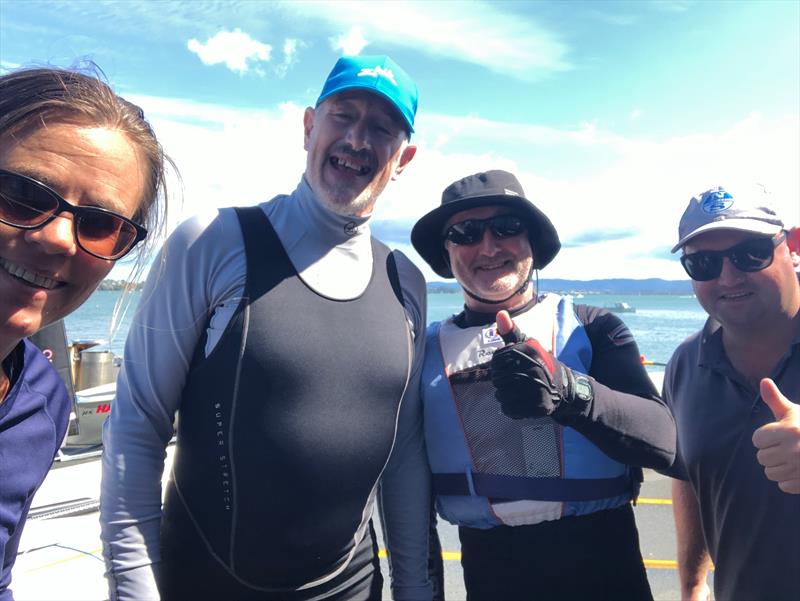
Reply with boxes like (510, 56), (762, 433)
(433, 472), (633, 502)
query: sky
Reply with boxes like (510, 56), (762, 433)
(1, 0), (798, 282)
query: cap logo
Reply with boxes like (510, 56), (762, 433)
(357, 66), (397, 86)
(504, 188), (519, 196)
(701, 189), (734, 214)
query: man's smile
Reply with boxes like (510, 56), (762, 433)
(475, 259), (514, 273)
(329, 155), (372, 177)
(718, 289), (755, 302)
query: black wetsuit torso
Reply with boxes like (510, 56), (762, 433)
(159, 207), (412, 600)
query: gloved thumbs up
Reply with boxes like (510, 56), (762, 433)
(491, 311), (591, 419)
(496, 310), (524, 344)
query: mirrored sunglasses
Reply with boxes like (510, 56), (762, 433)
(443, 215), (526, 246)
(0, 169), (147, 260)
(680, 232), (786, 281)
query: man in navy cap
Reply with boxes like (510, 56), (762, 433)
(664, 186), (800, 601)
(101, 55), (431, 601)
(411, 170), (676, 600)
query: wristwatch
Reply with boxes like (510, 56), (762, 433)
(573, 374), (594, 403)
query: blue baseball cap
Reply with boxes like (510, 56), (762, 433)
(316, 55), (418, 134)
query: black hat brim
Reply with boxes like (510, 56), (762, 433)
(410, 193), (561, 278)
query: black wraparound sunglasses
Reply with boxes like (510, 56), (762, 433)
(443, 215), (526, 246)
(680, 232), (786, 281)
(0, 169), (147, 260)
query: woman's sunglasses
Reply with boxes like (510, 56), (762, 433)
(680, 232), (786, 281)
(0, 169), (147, 260)
(443, 215), (526, 246)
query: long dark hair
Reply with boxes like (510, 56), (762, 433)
(0, 63), (178, 334)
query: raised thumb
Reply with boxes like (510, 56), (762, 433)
(495, 310), (521, 344)
(760, 378), (795, 421)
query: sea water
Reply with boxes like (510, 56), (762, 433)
(65, 290), (707, 368)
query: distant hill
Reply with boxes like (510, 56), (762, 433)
(98, 279), (144, 291)
(428, 278), (693, 295)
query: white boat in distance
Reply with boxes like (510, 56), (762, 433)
(605, 301), (637, 313)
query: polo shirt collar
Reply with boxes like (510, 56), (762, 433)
(697, 318), (744, 384)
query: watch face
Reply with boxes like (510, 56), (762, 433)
(574, 376), (594, 402)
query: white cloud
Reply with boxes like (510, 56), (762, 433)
(187, 28), (272, 74)
(331, 26), (368, 56)
(115, 94), (799, 284)
(630, 108), (643, 121)
(286, 1), (570, 81)
(274, 38), (304, 78)
(1, 60), (21, 72)
(8, 1), (566, 81)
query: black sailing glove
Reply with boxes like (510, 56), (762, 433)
(490, 325), (593, 419)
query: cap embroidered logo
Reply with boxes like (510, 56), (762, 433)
(357, 66), (397, 86)
(701, 189), (734, 213)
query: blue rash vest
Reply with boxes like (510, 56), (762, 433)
(1, 339), (71, 600)
(161, 207), (413, 592)
(422, 294), (636, 529)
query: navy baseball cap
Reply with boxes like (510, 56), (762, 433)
(316, 55), (418, 134)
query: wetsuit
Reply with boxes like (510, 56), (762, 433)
(101, 178), (431, 601)
(1, 339), (71, 601)
(422, 296), (676, 601)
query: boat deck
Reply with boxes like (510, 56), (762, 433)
(13, 372), (698, 600)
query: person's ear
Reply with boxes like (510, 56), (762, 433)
(391, 144), (417, 180)
(303, 107), (315, 152)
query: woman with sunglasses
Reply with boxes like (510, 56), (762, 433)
(0, 66), (169, 600)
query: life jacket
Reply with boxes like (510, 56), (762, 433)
(422, 294), (637, 529)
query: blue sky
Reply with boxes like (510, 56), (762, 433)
(2, 0), (798, 281)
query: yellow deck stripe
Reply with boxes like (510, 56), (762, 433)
(24, 547), (103, 572)
(644, 559), (677, 569)
(637, 497), (673, 505)
(381, 550), (680, 569)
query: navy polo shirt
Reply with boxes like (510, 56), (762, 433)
(1, 339), (71, 600)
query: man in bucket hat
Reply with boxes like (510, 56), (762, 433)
(101, 55), (432, 600)
(411, 170), (677, 600)
(663, 185), (800, 601)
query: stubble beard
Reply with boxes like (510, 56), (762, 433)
(317, 184), (377, 218)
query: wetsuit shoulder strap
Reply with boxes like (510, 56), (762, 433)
(371, 237), (405, 309)
(188, 207), (290, 369)
(233, 206), (294, 299)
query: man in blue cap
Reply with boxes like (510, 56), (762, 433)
(101, 56), (432, 601)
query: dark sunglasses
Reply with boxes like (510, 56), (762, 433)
(0, 169), (147, 260)
(680, 232), (786, 281)
(443, 215), (526, 246)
